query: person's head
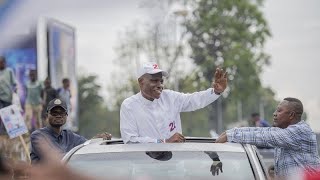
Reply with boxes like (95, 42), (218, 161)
(137, 62), (168, 101)
(46, 98), (68, 128)
(251, 113), (260, 122)
(62, 78), (70, 89)
(273, 97), (303, 128)
(0, 56), (6, 70)
(29, 69), (37, 82)
(44, 77), (51, 88)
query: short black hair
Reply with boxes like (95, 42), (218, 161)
(0, 56), (6, 62)
(284, 97), (303, 116)
(251, 112), (260, 117)
(62, 78), (70, 83)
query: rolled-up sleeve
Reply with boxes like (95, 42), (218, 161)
(226, 127), (300, 150)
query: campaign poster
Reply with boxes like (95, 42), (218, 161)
(0, 104), (28, 139)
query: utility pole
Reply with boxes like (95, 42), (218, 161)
(237, 100), (242, 122)
(259, 99), (265, 120)
(217, 97), (223, 134)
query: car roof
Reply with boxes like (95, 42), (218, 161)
(73, 138), (246, 155)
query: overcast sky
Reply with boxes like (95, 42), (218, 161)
(2, 0), (320, 131)
(262, 0), (320, 130)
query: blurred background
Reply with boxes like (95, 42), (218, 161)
(0, 0), (319, 159)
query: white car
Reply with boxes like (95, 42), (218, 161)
(63, 137), (270, 180)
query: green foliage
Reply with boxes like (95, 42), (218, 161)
(185, 0), (271, 98)
(224, 86), (279, 126)
(110, 19), (187, 109)
(184, 0), (278, 132)
(78, 74), (120, 138)
(181, 108), (211, 137)
(107, 0), (280, 136)
(108, 77), (140, 109)
(78, 75), (104, 113)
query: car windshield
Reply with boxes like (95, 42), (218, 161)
(68, 151), (255, 180)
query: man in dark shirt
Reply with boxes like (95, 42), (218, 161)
(30, 98), (112, 164)
(41, 77), (58, 123)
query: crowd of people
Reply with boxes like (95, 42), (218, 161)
(1, 59), (320, 179)
(0, 56), (72, 133)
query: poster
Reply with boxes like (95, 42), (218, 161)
(0, 104), (28, 139)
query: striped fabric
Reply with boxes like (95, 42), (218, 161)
(226, 120), (320, 177)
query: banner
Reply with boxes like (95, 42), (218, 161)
(0, 104), (28, 139)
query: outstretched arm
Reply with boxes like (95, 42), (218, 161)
(216, 127), (300, 150)
(177, 67), (228, 112)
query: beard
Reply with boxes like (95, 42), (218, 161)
(49, 122), (65, 128)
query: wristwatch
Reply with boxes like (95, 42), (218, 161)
(157, 139), (165, 143)
(212, 89), (222, 95)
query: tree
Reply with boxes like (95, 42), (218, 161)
(109, 0), (279, 136)
(78, 74), (120, 138)
(185, 0), (274, 132)
(109, 8), (188, 109)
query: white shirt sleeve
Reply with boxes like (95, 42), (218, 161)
(172, 88), (220, 112)
(120, 102), (157, 144)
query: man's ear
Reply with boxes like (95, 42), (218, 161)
(289, 111), (296, 119)
(138, 77), (144, 85)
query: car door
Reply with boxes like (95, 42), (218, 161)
(243, 144), (269, 180)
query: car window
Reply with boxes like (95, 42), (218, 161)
(68, 151), (255, 180)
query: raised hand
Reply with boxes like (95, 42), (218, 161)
(212, 68), (228, 94)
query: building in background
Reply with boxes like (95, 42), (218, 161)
(0, 16), (79, 132)
(46, 18), (78, 131)
(0, 33), (37, 109)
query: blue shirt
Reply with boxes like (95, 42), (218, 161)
(58, 88), (71, 109)
(258, 119), (270, 127)
(226, 120), (320, 177)
(30, 126), (87, 163)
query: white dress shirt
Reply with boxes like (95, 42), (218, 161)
(120, 88), (220, 143)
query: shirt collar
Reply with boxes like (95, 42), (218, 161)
(288, 120), (306, 128)
(298, 120), (306, 125)
(45, 126), (63, 138)
(138, 92), (157, 106)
